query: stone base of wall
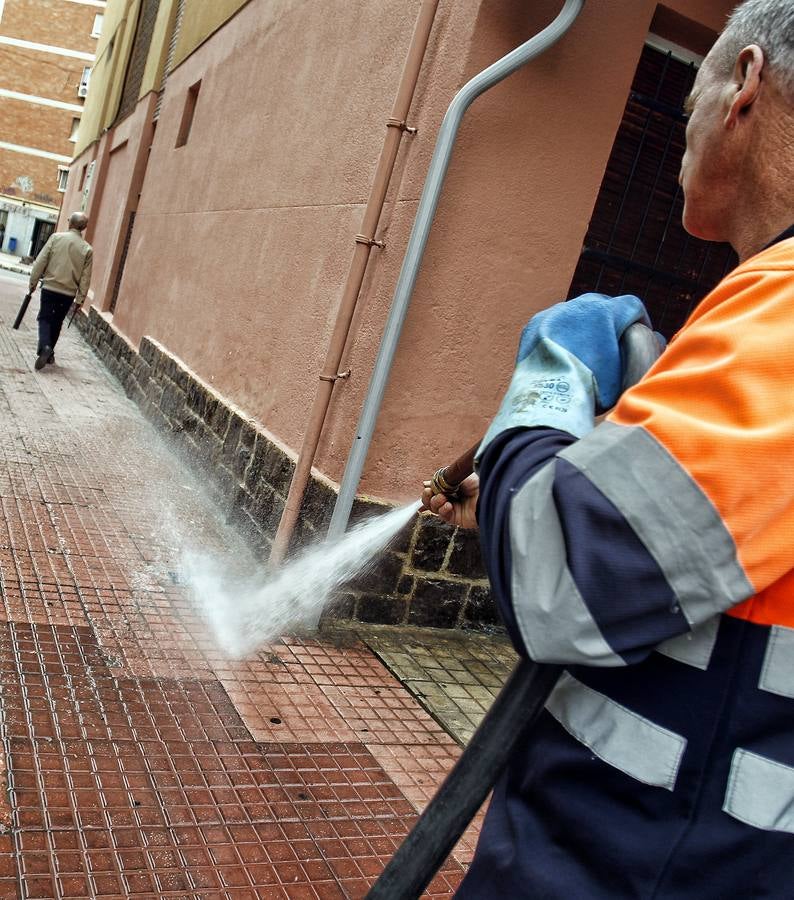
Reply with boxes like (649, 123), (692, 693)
(76, 307), (501, 631)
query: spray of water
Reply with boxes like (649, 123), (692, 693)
(182, 500), (421, 657)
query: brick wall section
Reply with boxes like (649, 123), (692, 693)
(0, 97), (75, 158)
(0, 0), (99, 210)
(0, 148), (62, 208)
(2, 0), (99, 55)
(75, 307), (501, 633)
(0, 45), (86, 106)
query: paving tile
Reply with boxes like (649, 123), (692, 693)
(351, 624), (516, 745)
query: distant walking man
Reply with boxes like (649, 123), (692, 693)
(28, 211), (93, 370)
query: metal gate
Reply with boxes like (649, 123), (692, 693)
(568, 44), (737, 338)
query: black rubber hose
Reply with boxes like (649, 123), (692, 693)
(366, 659), (562, 899)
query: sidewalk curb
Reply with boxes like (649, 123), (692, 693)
(0, 261), (31, 277)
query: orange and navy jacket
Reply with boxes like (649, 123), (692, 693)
(458, 228), (794, 899)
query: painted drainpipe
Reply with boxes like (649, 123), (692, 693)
(269, 0), (441, 565)
(327, 0), (586, 542)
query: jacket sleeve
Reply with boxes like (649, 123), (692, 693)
(76, 247), (93, 304)
(29, 236), (53, 290)
(478, 261), (794, 668)
(477, 424), (703, 668)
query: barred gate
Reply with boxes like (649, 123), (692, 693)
(568, 44), (737, 338)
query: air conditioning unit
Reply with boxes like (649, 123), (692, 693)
(78, 66), (91, 99)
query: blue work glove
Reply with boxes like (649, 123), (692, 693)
(476, 293), (651, 463)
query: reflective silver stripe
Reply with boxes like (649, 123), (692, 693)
(759, 625), (794, 698)
(546, 672), (686, 790)
(724, 748), (794, 833)
(510, 462), (623, 666)
(559, 422), (753, 627)
(656, 616), (720, 670)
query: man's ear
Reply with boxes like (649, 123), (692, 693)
(725, 44), (764, 129)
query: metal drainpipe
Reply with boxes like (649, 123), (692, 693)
(327, 0), (585, 541)
(269, 0), (440, 566)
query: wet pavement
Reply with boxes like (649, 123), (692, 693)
(0, 271), (515, 899)
(351, 626), (515, 747)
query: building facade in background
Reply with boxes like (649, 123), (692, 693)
(60, 0), (738, 629)
(0, 0), (103, 259)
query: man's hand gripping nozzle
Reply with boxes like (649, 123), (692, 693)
(420, 440), (481, 512)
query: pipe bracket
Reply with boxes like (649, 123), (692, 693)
(319, 369), (352, 383)
(386, 117), (417, 134)
(355, 234), (386, 249)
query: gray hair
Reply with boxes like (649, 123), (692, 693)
(713, 0), (794, 99)
(68, 211), (88, 231)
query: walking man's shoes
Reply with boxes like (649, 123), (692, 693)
(34, 346), (52, 371)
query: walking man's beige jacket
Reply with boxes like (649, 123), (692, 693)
(29, 228), (93, 303)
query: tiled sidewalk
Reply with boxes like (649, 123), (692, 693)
(352, 626), (515, 747)
(0, 277), (510, 899)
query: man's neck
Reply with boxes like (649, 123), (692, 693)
(732, 108), (794, 261)
(732, 213), (794, 262)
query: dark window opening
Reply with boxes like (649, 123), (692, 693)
(175, 80), (201, 148)
(116, 0), (161, 123)
(109, 211), (136, 313)
(568, 44), (737, 339)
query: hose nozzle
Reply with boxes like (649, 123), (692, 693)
(420, 440), (482, 510)
(429, 466), (463, 500)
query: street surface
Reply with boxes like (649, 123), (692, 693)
(0, 271), (509, 899)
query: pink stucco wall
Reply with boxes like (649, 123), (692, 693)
(58, 98), (154, 309)
(89, 100), (155, 310)
(87, 138), (132, 308)
(110, 0), (479, 494)
(665, 0), (732, 32)
(99, 0), (734, 503)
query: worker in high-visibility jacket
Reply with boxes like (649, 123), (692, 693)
(423, 1), (794, 896)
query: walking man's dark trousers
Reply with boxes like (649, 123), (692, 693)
(37, 289), (74, 362)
